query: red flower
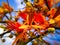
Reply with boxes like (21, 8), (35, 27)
(7, 21), (23, 33)
(34, 12), (45, 24)
(18, 12), (28, 20)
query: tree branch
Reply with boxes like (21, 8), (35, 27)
(53, 6), (60, 18)
(26, 35), (40, 44)
(25, 27), (60, 44)
(26, 30), (48, 44)
(0, 30), (11, 37)
(54, 27), (60, 30)
(44, 0), (50, 10)
(6, 0), (9, 6)
(5, 15), (10, 20)
(0, 21), (7, 23)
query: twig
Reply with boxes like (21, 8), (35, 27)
(26, 35), (40, 44)
(54, 27), (60, 30)
(13, 11), (18, 12)
(26, 30), (48, 44)
(53, 6), (60, 18)
(0, 30), (11, 37)
(9, 13), (12, 19)
(0, 21), (7, 23)
(6, 0), (9, 6)
(26, 34), (49, 45)
(5, 15), (10, 20)
(44, 0), (50, 10)
(25, 27), (60, 44)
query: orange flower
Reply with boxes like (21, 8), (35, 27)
(0, 7), (4, 14)
(2, 2), (13, 13)
(35, 0), (45, 6)
(38, 0), (45, 6)
(47, 8), (57, 18)
(47, 0), (54, 8)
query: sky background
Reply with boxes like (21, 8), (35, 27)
(0, 0), (60, 45)
(0, 0), (31, 11)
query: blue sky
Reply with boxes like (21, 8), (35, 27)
(0, 0), (34, 11)
(0, 0), (60, 11)
(0, 0), (26, 11)
(0, 0), (60, 45)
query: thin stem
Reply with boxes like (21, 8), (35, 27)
(6, 0), (9, 6)
(26, 30), (48, 44)
(53, 6), (60, 18)
(54, 27), (60, 30)
(44, 0), (50, 10)
(0, 30), (11, 37)
(5, 15), (10, 20)
(26, 35), (40, 44)
(0, 21), (7, 23)
(9, 13), (12, 19)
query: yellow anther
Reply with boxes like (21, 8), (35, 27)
(49, 19), (55, 24)
(48, 27), (55, 32)
(0, 7), (4, 14)
(55, 15), (60, 22)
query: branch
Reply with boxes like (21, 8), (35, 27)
(13, 11), (18, 12)
(26, 30), (48, 44)
(5, 15), (10, 20)
(0, 30), (11, 37)
(26, 35), (40, 44)
(25, 27), (60, 44)
(26, 34), (49, 45)
(0, 21), (7, 23)
(54, 27), (60, 30)
(44, 0), (50, 10)
(53, 6), (60, 18)
(6, 0), (9, 6)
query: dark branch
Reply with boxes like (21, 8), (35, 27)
(5, 15), (10, 20)
(54, 27), (60, 30)
(0, 30), (11, 37)
(6, 0), (9, 6)
(44, 0), (50, 10)
(26, 35), (40, 44)
(26, 30), (48, 44)
(53, 6), (60, 18)
(13, 11), (18, 12)
(0, 21), (7, 23)
(25, 27), (60, 44)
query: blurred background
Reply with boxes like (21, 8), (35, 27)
(0, 0), (60, 45)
